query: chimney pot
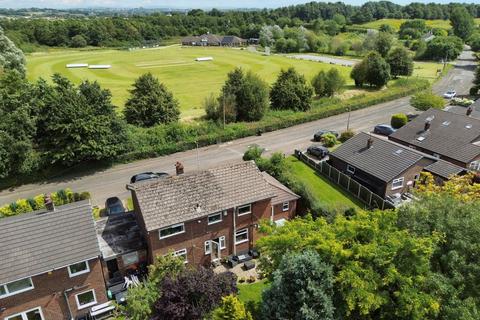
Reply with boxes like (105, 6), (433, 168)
(44, 194), (55, 212)
(367, 136), (374, 149)
(424, 120), (431, 131)
(175, 161), (184, 175)
(467, 106), (473, 116)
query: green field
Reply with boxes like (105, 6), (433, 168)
(356, 18), (480, 31)
(27, 46), (352, 118)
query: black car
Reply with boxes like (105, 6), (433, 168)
(307, 145), (329, 159)
(130, 172), (169, 184)
(313, 130), (339, 142)
(105, 197), (125, 215)
(373, 124), (396, 136)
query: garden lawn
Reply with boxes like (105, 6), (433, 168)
(238, 279), (270, 305)
(286, 157), (364, 211)
(26, 45), (351, 118)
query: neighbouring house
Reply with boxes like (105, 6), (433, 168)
(0, 201), (108, 320)
(95, 212), (147, 284)
(389, 108), (480, 171)
(181, 34), (246, 47)
(328, 132), (465, 198)
(127, 161), (298, 266)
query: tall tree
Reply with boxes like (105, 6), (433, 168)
(374, 32), (394, 57)
(352, 52), (390, 88)
(387, 47), (414, 78)
(0, 27), (26, 76)
(262, 250), (335, 320)
(324, 68), (345, 97)
(311, 70), (327, 97)
(450, 6), (475, 41)
(270, 67), (313, 111)
(124, 73), (180, 127)
(36, 74), (127, 166)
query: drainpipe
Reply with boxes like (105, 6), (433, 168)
(63, 288), (75, 320)
(232, 206), (237, 255)
(270, 205), (274, 222)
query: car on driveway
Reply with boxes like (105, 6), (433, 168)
(307, 145), (329, 159)
(313, 130), (339, 142)
(373, 124), (396, 136)
(105, 197), (125, 215)
(443, 90), (456, 99)
(130, 172), (169, 184)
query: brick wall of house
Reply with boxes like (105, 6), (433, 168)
(272, 200), (297, 222)
(1, 259), (107, 320)
(101, 249), (148, 282)
(385, 158), (434, 197)
(145, 199), (274, 266)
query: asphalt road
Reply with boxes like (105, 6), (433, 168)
(287, 54), (357, 67)
(0, 50), (475, 206)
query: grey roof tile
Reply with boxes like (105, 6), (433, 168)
(261, 172), (299, 205)
(0, 201), (100, 284)
(131, 161), (275, 231)
(424, 160), (466, 179)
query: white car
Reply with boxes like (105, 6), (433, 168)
(443, 90), (456, 99)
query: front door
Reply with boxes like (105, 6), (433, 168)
(210, 240), (221, 261)
(106, 258), (119, 278)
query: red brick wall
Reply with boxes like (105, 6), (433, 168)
(101, 249), (148, 282)
(146, 199), (273, 266)
(1, 259), (107, 320)
(272, 200), (297, 222)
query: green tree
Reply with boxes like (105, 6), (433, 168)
(235, 71), (269, 121)
(124, 73), (180, 127)
(375, 32), (394, 57)
(411, 91), (446, 111)
(450, 6), (475, 41)
(422, 36), (463, 61)
(351, 60), (367, 87)
(262, 251), (335, 320)
(212, 295), (253, 320)
(387, 47), (414, 78)
(321, 133), (337, 147)
(469, 33), (480, 52)
(70, 34), (87, 48)
(391, 113), (408, 129)
(379, 24), (395, 34)
(0, 27), (26, 76)
(352, 51), (390, 88)
(257, 211), (439, 319)
(36, 75), (127, 166)
(311, 70), (327, 97)
(324, 68), (345, 97)
(270, 67), (313, 111)
(397, 194), (480, 319)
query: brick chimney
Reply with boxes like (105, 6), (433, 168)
(424, 120), (431, 131)
(175, 161), (184, 175)
(467, 106), (473, 116)
(367, 136), (374, 149)
(44, 194), (55, 212)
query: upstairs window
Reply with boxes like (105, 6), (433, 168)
(237, 204), (252, 216)
(0, 277), (34, 298)
(208, 212), (222, 225)
(68, 261), (90, 277)
(159, 223), (185, 239)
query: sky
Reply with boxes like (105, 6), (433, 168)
(0, 0), (465, 9)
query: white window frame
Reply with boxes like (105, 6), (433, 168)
(207, 212), (222, 225)
(68, 260), (90, 278)
(237, 204), (252, 217)
(173, 248), (188, 263)
(5, 307), (44, 320)
(235, 228), (249, 245)
(391, 177), (405, 190)
(282, 202), (289, 212)
(75, 289), (97, 310)
(159, 223), (185, 239)
(204, 240), (211, 255)
(122, 251), (139, 266)
(346, 165), (355, 174)
(0, 277), (34, 298)
(219, 236), (226, 249)
(469, 160), (480, 171)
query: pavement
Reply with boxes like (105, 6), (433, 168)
(0, 50), (476, 207)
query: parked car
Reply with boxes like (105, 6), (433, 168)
(105, 197), (125, 216)
(130, 172), (169, 184)
(313, 130), (339, 142)
(307, 145), (329, 159)
(443, 90), (456, 99)
(373, 124), (396, 136)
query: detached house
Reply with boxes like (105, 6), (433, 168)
(389, 108), (480, 171)
(128, 161), (298, 266)
(0, 201), (108, 320)
(181, 34), (246, 47)
(328, 132), (465, 198)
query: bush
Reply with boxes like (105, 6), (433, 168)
(339, 130), (355, 142)
(391, 113), (408, 129)
(451, 98), (474, 107)
(470, 86), (479, 96)
(79, 191), (91, 200)
(321, 133), (337, 147)
(243, 145), (264, 161)
(411, 91), (446, 111)
(270, 67), (313, 111)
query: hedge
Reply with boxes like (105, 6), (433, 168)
(119, 78), (429, 163)
(0, 189), (91, 219)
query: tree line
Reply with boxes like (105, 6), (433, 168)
(1, 1), (479, 50)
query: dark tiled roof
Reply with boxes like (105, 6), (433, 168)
(131, 161), (275, 231)
(330, 132), (424, 182)
(95, 212), (145, 259)
(221, 36), (245, 44)
(389, 109), (480, 163)
(0, 201), (100, 284)
(261, 172), (300, 205)
(424, 160), (466, 179)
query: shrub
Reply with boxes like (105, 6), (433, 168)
(321, 133), (337, 147)
(411, 91), (446, 111)
(79, 192), (91, 200)
(270, 67), (313, 111)
(33, 194), (45, 210)
(470, 86), (479, 96)
(451, 98), (474, 107)
(339, 130), (355, 142)
(15, 199), (32, 214)
(243, 145), (264, 161)
(0, 205), (14, 217)
(391, 113), (408, 129)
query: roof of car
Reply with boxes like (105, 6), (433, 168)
(0, 201), (100, 284)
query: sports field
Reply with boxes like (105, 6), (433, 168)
(27, 45), (352, 118)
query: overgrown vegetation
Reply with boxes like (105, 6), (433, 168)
(411, 90), (446, 111)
